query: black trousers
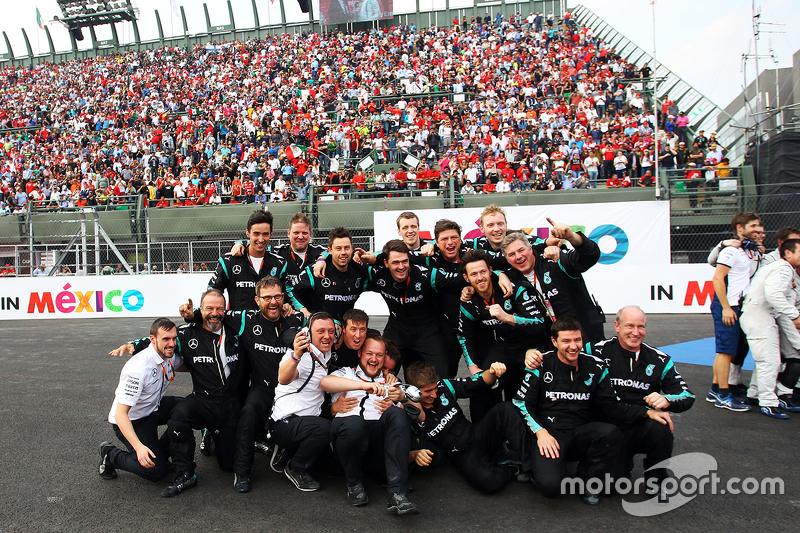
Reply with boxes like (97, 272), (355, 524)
(452, 402), (526, 494)
(233, 385), (275, 477)
(469, 341), (525, 424)
(167, 393), (240, 474)
(331, 406), (411, 494)
(440, 320), (462, 379)
(611, 419), (674, 482)
(110, 396), (183, 482)
(531, 422), (623, 498)
(384, 321), (449, 379)
(270, 415), (331, 474)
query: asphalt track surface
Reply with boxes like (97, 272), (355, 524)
(2, 315), (798, 532)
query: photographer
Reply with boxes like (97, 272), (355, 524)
(321, 334), (419, 514)
(269, 313), (336, 492)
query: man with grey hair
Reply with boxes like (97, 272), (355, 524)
(501, 221), (605, 346)
(592, 306), (695, 486)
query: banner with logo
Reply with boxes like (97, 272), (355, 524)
(374, 202), (671, 267)
(0, 274), (209, 320)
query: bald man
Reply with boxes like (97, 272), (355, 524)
(592, 306), (695, 489)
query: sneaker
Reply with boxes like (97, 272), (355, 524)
(705, 389), (721, 403)
(161, 471), (197, 498)
(234, 474), (252, 493)
(98, 441), (117, 480)
(581, 489), (601, 505)
(387, 492), (419, 515)
(729, 383), (748, 396)
(200, 429), (214, 457)
(759, 406), (789, 419)
(516, 472), (532, 484)
(284, 467), (320, 492)
(270, 446), (289, 473)
(714, 394), (751, 412)
(778, 395), (800, 413)
(254, 441), (272, 455)
(347, 483), (369, 506)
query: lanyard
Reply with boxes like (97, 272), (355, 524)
(532, 272), (557, 321)
(400, 276), (411, 304)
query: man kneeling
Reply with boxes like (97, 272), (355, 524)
(321, 334), (419, 515)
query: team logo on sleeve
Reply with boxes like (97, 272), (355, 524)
(270, 267), (277, 276)
(543, 273), (552, 284)
(321, 278), (332, 288)
(232, 265), (242, 274)
(585, 374), (594, 386)
(253, 325), (262, 336)
(503, 300), (512, 311)
(188, 339), (199, 349)
(543, 372), (553, 383)
(646, 364), (655, 376)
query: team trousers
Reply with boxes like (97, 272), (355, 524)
(610, 419), (674, 483)
(233, 385), (275, 477)
(110, 396), (183, 482)
(270, 415), (332, 474)
(167, 393), (240, 473)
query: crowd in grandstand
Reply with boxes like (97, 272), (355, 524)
(0, 11), (732, 215)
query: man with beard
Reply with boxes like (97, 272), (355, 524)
(100, 318), (185, 483)
(116, 290), (247, 497)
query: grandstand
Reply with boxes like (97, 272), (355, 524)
(0, 1), (785, 277)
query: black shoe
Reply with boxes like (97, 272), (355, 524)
(387, 492), (419, 515)
(234, 474), (252, 493)
(729, 383), (748, 396)
(254, 441), (272, 455)
(98, 441), (117, 480)
(284, 467), (321, 492)
(200, 429), (214, 456)
(161, 471), (198, 498)
(347, 483), (369, 506)
(270, 446), (289, 473)
(581, 490), (601, 505)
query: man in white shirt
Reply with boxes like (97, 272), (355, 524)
(322, 335), (418, 513)
(270, 313), (336, 492)
(708, 212), (763, 412)
(741, 239), (800, 418)
(99, 318), (184, 482)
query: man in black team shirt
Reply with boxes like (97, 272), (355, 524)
(117, 290), (248, 498)
(287, 227), (367, 321)
(209, 210), (288, 311)
(231, 212), (326, 288)
(502, 221), (606, 346)
(361, 239), (463, 377)
(404, 360), (527, 494)
(513, 318), (673, 504)
(396, 211), (430, 251)
(593, 306), (694, 488)
(179, 276), (305, 493)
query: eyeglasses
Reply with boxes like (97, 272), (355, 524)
(256, 294), (284, 302)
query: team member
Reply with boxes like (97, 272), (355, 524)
(405, 361), (527, 494)
(270, 313), (336, 492)
(330, 308), (372, 372)
(361, 239), (463, 377)
(209, 210), (288, 311)
(232, 212), (326, 287)
(287, 227), (367, 321)
(396, 211), (429, 250)
(116, 290), (247, 497)
(100, 318), (184, 483)
(458, 249), (549, 421)
(592, 306), (694, 485)
(513, 318), (673, 504)
(502, 221), (605, 345)
(469, 204), (558, 258)
(707, 212), (763, 411)
(321, 335), (419, 514)
(741, 239), (800, 418)
(179, 277), (304, 492)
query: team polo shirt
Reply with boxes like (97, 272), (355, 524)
(271, 345), (331, 420)
(330, 366), (394, 421)
(717, 246), (760, 305)
(108, 345), (184, 424)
